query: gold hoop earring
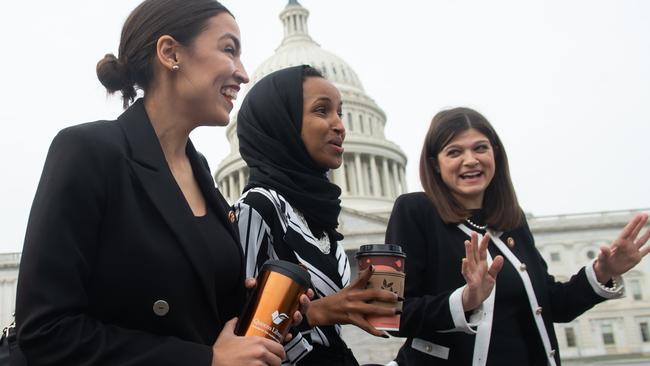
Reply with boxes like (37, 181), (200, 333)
(172, 64), (180, 71)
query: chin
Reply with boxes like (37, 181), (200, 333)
(330, 158), (343, 170)
(210, 114), (231, 127)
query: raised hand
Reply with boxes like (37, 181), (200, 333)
(593, 213), (650, 284)
(305, 266), (399, 337)
(461, 231), (504, 311)
(212, 318), (285, 366)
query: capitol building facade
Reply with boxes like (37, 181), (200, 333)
(1, 1), (648, 365)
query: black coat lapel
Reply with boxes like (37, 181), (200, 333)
(187, 145), (240, 242)
(116, 100), (219, 317)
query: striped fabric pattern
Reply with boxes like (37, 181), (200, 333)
(235, 187), (351, 364)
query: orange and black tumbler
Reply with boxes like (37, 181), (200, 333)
(235, 260), (311, 343)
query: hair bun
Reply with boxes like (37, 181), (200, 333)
(96, 53), (129, 92)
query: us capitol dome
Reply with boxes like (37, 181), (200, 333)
(215, 0), (408, 248)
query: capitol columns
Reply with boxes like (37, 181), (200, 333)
(370, 155), (380, 197)
(381, 158), (391, 198)
(354, 153), (365, 196)
(391, 161), (401, 195)
(228, 174), (236, 203)
(333, 155), (348, 194)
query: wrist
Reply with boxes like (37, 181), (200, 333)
(305, 299), (321, 327)
(461, 287), (475, 311)
(593, 259), (613, 285)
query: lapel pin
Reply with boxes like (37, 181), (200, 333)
(507, 237), (515, 248)
(228, 210), (236, 224)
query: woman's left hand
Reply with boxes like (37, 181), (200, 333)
(593, 213), (650, 283)
(244, 278), (313, 343)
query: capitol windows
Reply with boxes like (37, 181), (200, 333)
(641, 322), (650, 342)
(346, 112), (353, 131)
(601, 323), (615, 345)
(550, 252), (561, 262)
(564, 327), (577, 347)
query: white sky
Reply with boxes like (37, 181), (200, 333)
(1, 0), (649, 253)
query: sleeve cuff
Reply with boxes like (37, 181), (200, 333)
(585, 259), (625, 299)
(283, 331), (313, 364)
(443, 286), (482, 334)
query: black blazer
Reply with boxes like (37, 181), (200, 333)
(16, 100), (244, 366)
(386, 192), (607, 366)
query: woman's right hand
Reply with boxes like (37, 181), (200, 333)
(212, 318), (285, 366)
(305, 266), (399, 337)
(461, 231), (504, 311)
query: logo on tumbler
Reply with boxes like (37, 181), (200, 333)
(271, 310), (289, 325)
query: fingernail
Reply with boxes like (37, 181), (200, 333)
(397, 296), (404, 301)
(369, 264), (374, 272)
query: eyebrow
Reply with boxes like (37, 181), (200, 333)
(311, 96), (343, 107)
(444, 139), (490, 150)
(220, 33), (241, 52)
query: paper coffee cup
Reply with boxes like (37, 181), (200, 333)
(356, 244), (406, 331)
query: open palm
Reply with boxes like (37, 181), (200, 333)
(594, 213), (650, 282)
(461, 232), (504, 311)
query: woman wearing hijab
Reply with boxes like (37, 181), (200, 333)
(385, 107), (650, 365)
(234, 65), (400, 366)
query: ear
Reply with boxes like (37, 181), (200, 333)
(156, 35), (181, 72)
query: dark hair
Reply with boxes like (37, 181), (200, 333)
(302, 65), (324, 80)
(420, 107), (522, 231)
(96, 0), (232, 108)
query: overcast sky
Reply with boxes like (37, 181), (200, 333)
(1, 0), (649, 253)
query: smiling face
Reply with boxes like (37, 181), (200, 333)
(300, 77), (345, 170)
(437, 128), (495, 209)
(174, 12), (249, 126)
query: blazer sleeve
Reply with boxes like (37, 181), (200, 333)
(386, 194), (471, 338)
(522, 220), (620, 323)
(16, 127), (213, 366)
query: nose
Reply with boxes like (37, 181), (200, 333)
(333, 113), (346, 139)
(463, 151), (479, 166)
(234, 59), (249, 84)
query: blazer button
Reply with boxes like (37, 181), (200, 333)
(153, 300), (170, 316)
(519, 263), (527, 272)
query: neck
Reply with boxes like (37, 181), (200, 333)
(143, 93), (194, 163)
(454, 194), (483, 210)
